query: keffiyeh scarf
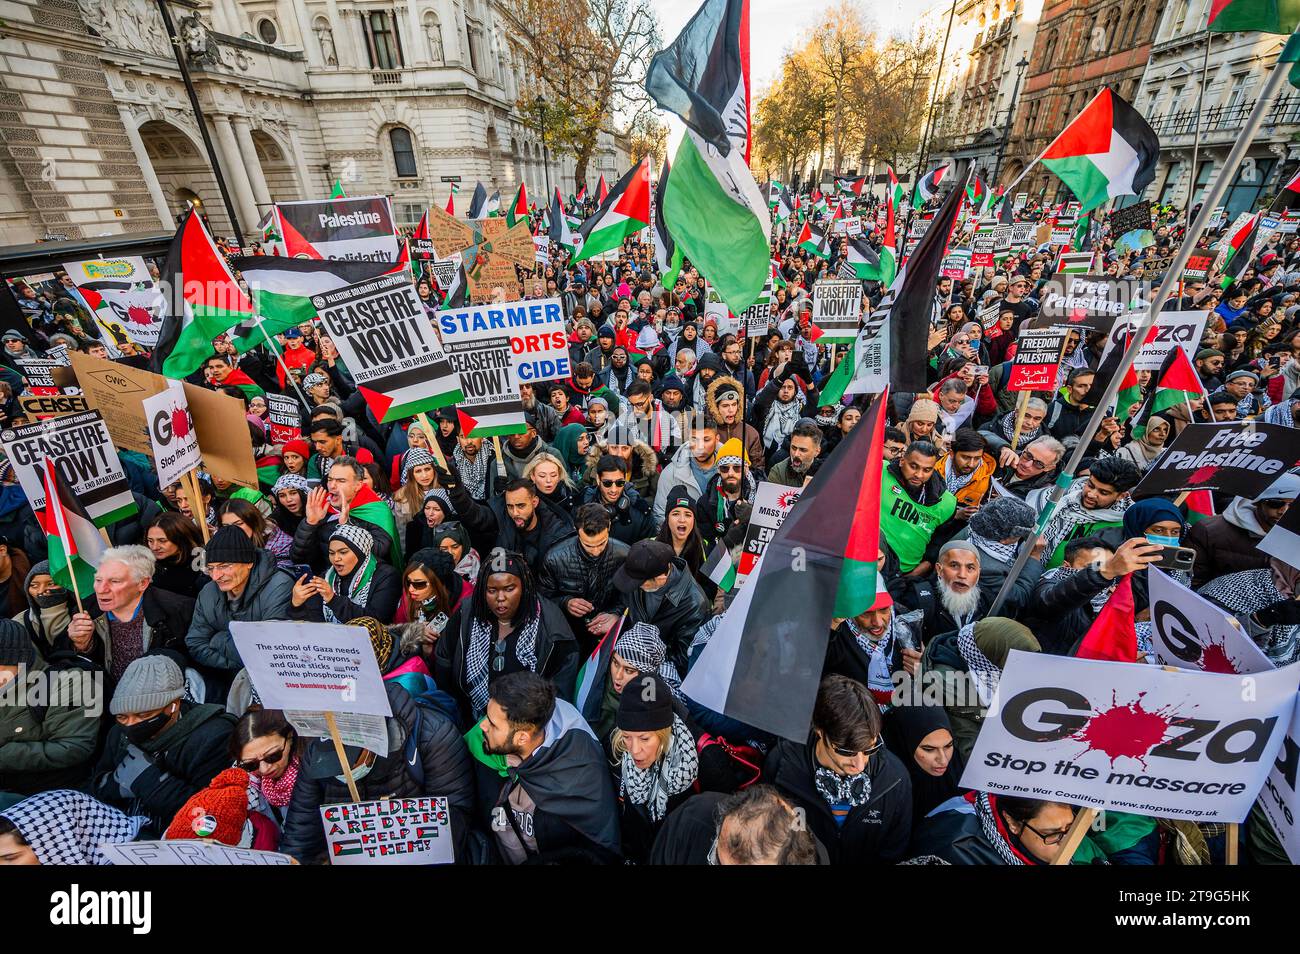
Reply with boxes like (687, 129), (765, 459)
(620, 716), (699, 822)
(975, 792), (1032, 865)
(944, 456), (977, 496)
(254, 755), (300, 808)
(1264, 400), (1297, 427)
(844, 615), (897, 704)
(401, 447), (436, 483)
(465, 600), (543, 716)
(324, 524), (377, 623)
(763, 396), (803, 450)
(814, 763), (873, 811)
(957, 622), (1001, 706)
(454, 444), (492, 500)
(1199, 569), (1300, 665)
(0, 789), (146, 865)
(968, 532), (1017, 565)
(999, 412), (1040, 451)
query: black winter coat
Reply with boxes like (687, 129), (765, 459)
(288, 559), (401, 624)
(577, 484), (656, 545)
(911, 801), (1019, 864)
(107, 493), (163, 547)
(90, 702), (236, 834)
(761, 733), (912, 865)
(626, 560), (711, 677)
(1023, 566), (1110, 655)
(292, 515), (396, 572)
(1185, 515), (1270, 589)
(278, 683), (476, 863)
(538, 534), (628, 652)
(444, 480), (575, 578)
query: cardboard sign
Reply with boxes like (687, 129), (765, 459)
(67, 352), (258, 489)
(313, 271), (463, 423)
(1, 410), (135, 525)
(1007, 328), (1067, 391)
(1031, 274), (1144, 332)
(141, 381), (201, 490)
(533, 236), (549, 264)
(811, 278), (862, 342)
(62, 256), (166, 349)
(436, 296), (570, 384)
(1132, 422), (1300, 498)
(1110, 202), (1153, 240)
(100, 841), (295, 866)
(1183, 254), (1215, 282)
(736, 482), (802, 585)
(274, 195), (400, 262)
(1258, 697), (1300, 863)
(321, 797), (453, 865)
(17, 393), (89, 419)
(229, 621), (393, 717)
(1148, 567), (1274, 675)
(266, 393), (301, 444)
(960, 650), (1300, 821)
(1098, 310), (1209, 372)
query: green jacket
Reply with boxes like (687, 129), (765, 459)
(880, 464), (956, 572)
(0, 657), (102, 795)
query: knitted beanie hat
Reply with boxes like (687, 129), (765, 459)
(110, 654), (185, 716)
(616, 673), (674, 732)
(0, 619), (34, 667)
(164, 768), (254, 846)
(205, 525), (257, 565)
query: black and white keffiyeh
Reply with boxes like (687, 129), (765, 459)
(272, 473), (309, 496)
(1199, 569), (1300, 665)
(844, 615), (896, 700)
(620, 715), (699, 822)
(401, 447), (436, 484)
(615, 622), (683, 691)
(465, 600), (543, 715)
(957, 622), (1001, 706)
(814, 763), (872, 810)
(453, 442), (492, 499)
(975, 792), (1026, 866)
(944, 456), (977, 496)
(968, 532), (1017, 565)
(0, 790), (146, 865)
(998, 412), (1040, 451)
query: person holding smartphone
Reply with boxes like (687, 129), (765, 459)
(1121, 498), (1191, 617)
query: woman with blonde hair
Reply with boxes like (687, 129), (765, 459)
(392, 447), (440, 536)
(523, 451), (577, 514)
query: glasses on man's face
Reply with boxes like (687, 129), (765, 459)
(718, 465), (742, 474)
(1020, 820), (1073, 845)
(237, 742), (289, 773)
(600, 478), (626, 488)
(828, 737), (884, 760)
(1019, 450), (1049, 471)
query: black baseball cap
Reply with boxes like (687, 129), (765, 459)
(613, 540), (675, 593)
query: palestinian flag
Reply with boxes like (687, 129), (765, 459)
(455, 400), (527, 439)
(1220, 212), (1260, 288)
(347, 483), (402, 566)
(274, 210), (324, 260)
(549, 188), (578, 257)
(1115, 361), (1144, 423)
(1131, 345), (1202, 438)
(1208, 0), (1300, 33)
(841, 234), (883, 280)
(597, 173), (609, 203)
(506, 182), (529, 227)
(575, 184), (587, 204)
(836, 175), (866, 197)
(467, 182), (489, 218)
(774, 186), (796, 224)
(681, 389), (887, 741)
(232, 256), (398, 350)
(887, 165), (905, 212)
(1040, 87), (1160, 214)
(438, 258), (469, 309)
(330, 179), (347, 199)
(647, 0), (770, 314)
(653, 159), (684, 289)
(219, 367), (265, 401)
(912, 164), (949, 209)
(702, 540), (737, 593)
(575, 158), (651, 262)
(151, 210), (260, 379)
(817, 337), (857, 407)
(1185, 489), (1216, 524)
(811, 190), (829, 216)
(445, 188), (456, 216)
(1271, 166), (1300, 212)
(997, 186), (1015, 225)
(796, 219), (831, 259)
(1284, 29), (1300, 92)
(486, 191), (501, 216)
(574, 612), (626, 714)
(1075, 573), (1137, 662)
(966, 174), (986, 209)
(39, 457), (105, 596)
(769, 259), (787, 290)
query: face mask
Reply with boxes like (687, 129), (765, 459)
(33, 588), (67, 608)
(123, 706), (174, 746)
(1147, 533), (1180, 548)
(335, 760), (372, 785)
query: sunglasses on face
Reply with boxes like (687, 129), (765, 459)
(237, 741), (289, 773)
(718, 464), (742, 473)
(406, 578), (431, 591)
(828, 737), (884, 760)
(600, 478), (626, 488)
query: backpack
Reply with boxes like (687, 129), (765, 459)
(399, 676), (463, 789)
(696, 733), (764, 792)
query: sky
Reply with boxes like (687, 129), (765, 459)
(652, 0), (942, 97)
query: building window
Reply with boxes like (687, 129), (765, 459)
(1158, 162), (1183, 202)
(364, 10), (405, 70)
(1041, 29), (1057, 69)
(257, 18), (279, 44)
(1223, 157), (1274, 217)
(390, 127), (418, 178)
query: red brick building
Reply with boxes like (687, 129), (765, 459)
(1000, 0), (1168, 200)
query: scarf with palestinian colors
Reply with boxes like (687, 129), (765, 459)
(219, 367), (266, 400)
(324, 523), (379, 622)
(340, 485), (400, 566)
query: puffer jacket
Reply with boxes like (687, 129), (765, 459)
(625, 559), (712, 678)
(576, 484), (656, 545)
(1185, 514), (1270, 589)
(538, 534), (629, 621)
(581, 439), (661, 500)
(652, 443), (714, 522)
(185, 550), (295, 674)
(444, 481), (575, 577)
(0, 653), (102, 795)
(278, 682), (476, 863)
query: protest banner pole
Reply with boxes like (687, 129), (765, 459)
(1050, 806), (1099, 866)
(186, 469), (210, 543)
(491, 435), (508, 479)
(1226, 824), (1239, 865)
(323, 711), (363, 804)
(250, 312), (313, 411)
(1008, 390), (1032, 452)
(988, 52), (1293, 618)
(415, 411), (449, 470)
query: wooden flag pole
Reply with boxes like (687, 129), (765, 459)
(185, 469), (210, 543)
(323, 711), (362, 804)
(415, 412), (449, 470)
(1008, 390), (1032, 456)
(1226, 823), (1239, 865)
(1050, 806), (1099, 866)
(491, 435), (508, 479)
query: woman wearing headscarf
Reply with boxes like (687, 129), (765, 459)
(1112, 414), (1171, 471)
(751, 369), (816, 462)
(612, 673), (700, 864)
(882, 702), (965, 819)
(922, 617), (1041, 761)
(1186, 474), (1300, 587)
(289, 523), (400, 624)
(430, 521), (480, 583)
(0, 790), (147, 864)
(392, 447), (440, 538)
(550, 422), (592, 485)
(1122, 496), (1188, 619)
(433, 549), (579, 721)
(912, 792), (1099, 865)
(270, 473), (310, 537)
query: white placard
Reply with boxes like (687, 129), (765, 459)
(100, 841), (296, 866)
(321, 796), (454, 865)
(141, 381), (201, 490)
(1148, 567), (1274, 675)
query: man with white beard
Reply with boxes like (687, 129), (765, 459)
(913, 542), (990, 641)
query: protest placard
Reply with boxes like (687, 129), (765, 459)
(977, 302), (1002, 330)
(442, 335), (526, 436)
(67, 352), (258, 489)
(1057, 251), (1095, 274)
(313, 271), (463, 422)
(62, 256), (166, 349)
(1260, 498), (1300, 570)
(1183, 253), (1214, 282)
(1109, 202), (1152, 240)
(1013, 192), (1028, 212)
(1029, 274), (1144, 332)
(15, 357), (60, 393)
(1258, 697), (1300, 863)
(100, 841), (296, 866)
(437, 296), (570, 384)
(842, 297), (890, 395)
(17, 393), (89, 419)
(739, 278), (773, 337)
(993, 224), (1013, 256)
(274, 195), (400, 262)
(812, 278), (862, 342)
(1007, 328), (1067, 391)
(1132, 422), (1300, 498)
(1148, 567), (1274, 675)
(430, 258), (458, 289)
(960, 650), (1300, 821)
(1, 410), (136, 525)
(971, 228), (996, 268)
(845, 217), (863, 237)
(285, 709), (388, 753)
(533, 236), (549, 264)
(736, 483), (802, 585)
(941, 249), (971, 280)
(1050, 217), (1076, 246)
(320, 797), (454, 865)
(1010, 222), (1036, 249)
(141, 381), (201, 492)
(1099, 310), (1209, 372)
(266, 393), (302, 444)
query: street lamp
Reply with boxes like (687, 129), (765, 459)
(534, 95), (551, 197)
(991, 55), (1030, 188)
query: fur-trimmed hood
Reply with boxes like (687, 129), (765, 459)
(705, 374), (745, 424)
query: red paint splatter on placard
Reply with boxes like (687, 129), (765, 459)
(171, 406), (191, 439)
(1188, 464), (1219, 484)
(1197, 637), (1238, 675)
(1070, 691), (1179, 767)
(127, 304), (153, 326)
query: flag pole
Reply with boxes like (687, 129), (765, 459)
(1187, 29), (1213, 238)
(988, 47), (1295, 617)
(249, 311), (313, 411)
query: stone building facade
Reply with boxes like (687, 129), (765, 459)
(0, 0), (630, 245)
